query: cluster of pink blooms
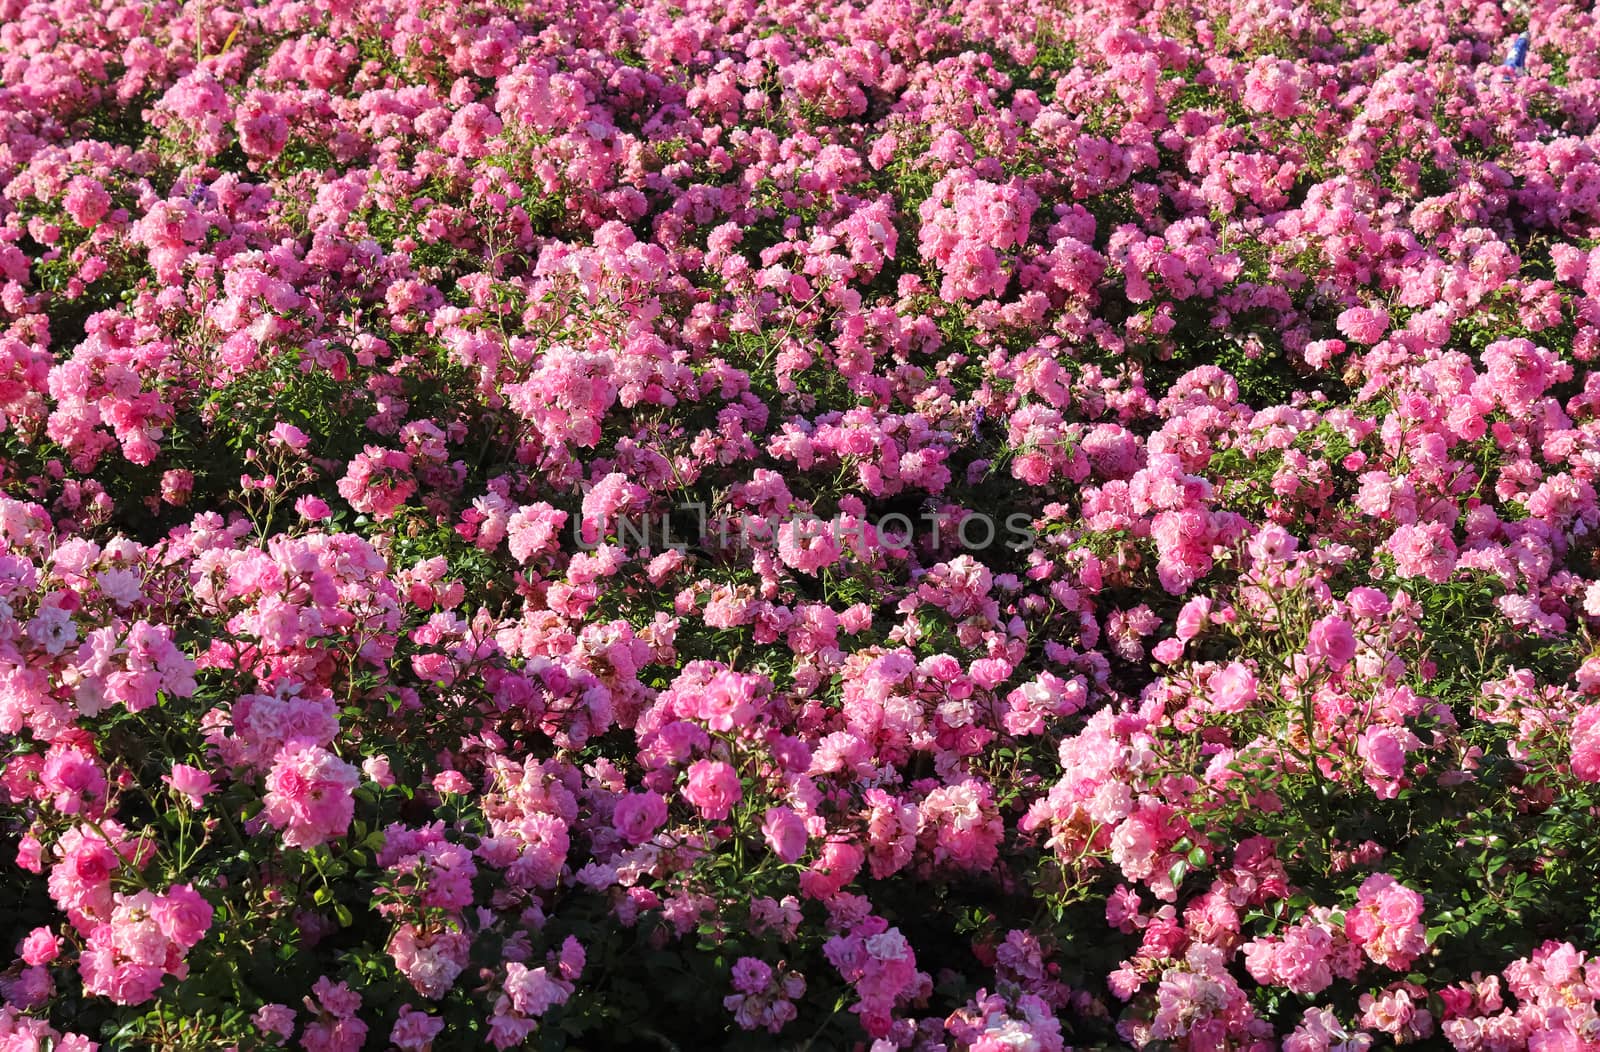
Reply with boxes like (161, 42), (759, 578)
(489, 938), (585, 1049)
(262, 743), (361, 849)
(7, 0), (1600, 1045)
(724, 955), (807, 1034)
(75, 884), (211, 1006)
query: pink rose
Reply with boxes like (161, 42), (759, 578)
(1306, 616), (1357, 669)
(19, 927), (60, 966)
(296, 495), (333, 521)
(164, 764), (215, 808)
(152, 884), (212, 950)
(1572, 706), (1600, 782)
(682, 760), (742, 821)
(363, 755), (396, 787)
(761, 807), (809, 863)
(268, 422), (310, 451)
(1358, 727), (1409, 780)
(613, 791), (668, 846)
(1208, 662), (1258, 713)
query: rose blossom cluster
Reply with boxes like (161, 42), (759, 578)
(6, 0), (1600, 1045)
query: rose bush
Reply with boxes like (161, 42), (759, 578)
(5, 0), (1600, 1047)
